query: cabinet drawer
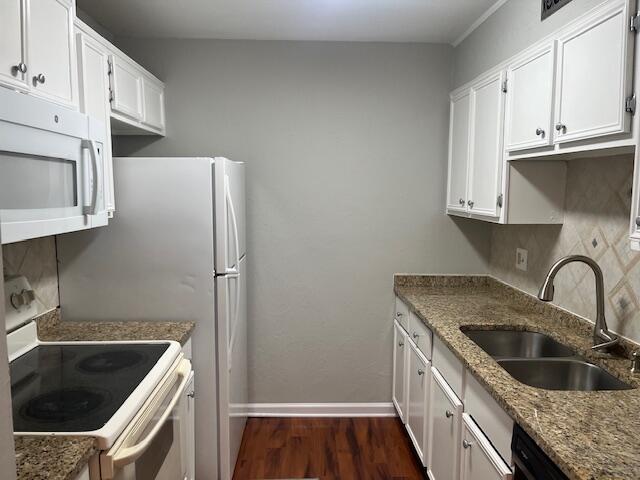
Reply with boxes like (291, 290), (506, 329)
(461, 413), (512, 480)
(465, 372), (513, 464)
(432, 336), (465, 399)
(409, 311), (432, 360)
(394, 296), (409, 331)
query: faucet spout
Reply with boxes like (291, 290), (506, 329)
(537, 255), (619, 352)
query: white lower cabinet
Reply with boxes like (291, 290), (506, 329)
(392, 321), (408, 423)
(461, 414), (512, 480)
(428, 367), (462, 480)
(407, 342), (430, 466)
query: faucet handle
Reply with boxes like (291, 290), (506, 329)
(631, 351), (640, 374)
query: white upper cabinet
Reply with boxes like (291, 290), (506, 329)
(467, 70), (505, 219)
(76, 26), (115, 215)
(108, 49), (166, 135)
(447, 89), (471, 213)
(0, 0), (26, 89)
(554, 0), (634, 144)
(141, 76), (165, 131)
(504, 42), (556, 152)
(27, 0), (76, 106)
(109, 53), (143, 121)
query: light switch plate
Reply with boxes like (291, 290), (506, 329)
(516, 248), (528, 271)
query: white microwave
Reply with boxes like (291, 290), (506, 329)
(0, 88), (108, 244)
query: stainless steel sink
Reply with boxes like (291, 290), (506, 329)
(463, 330), (574, 358)
(497, 358), (632, 391)
(462, 328), (633, 391)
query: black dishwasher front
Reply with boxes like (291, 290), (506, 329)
(512, 424), (568, 480)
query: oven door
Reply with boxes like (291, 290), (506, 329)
(99, 358), (192, 480)
(0, 88), (105, 244)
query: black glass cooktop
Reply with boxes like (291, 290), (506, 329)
(10, 343), (169, 432)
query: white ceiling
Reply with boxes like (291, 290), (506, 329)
(77, 0), (501, 44)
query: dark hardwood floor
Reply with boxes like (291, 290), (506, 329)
(233, 417), (426, 480)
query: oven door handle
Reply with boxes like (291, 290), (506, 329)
(112, 360), (192, 469)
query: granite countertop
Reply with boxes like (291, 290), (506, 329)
(15, 436), (96, 480)
(36, 309), (196, 346)
(14, 310), (195, 480)
(394, 275), (640, 480)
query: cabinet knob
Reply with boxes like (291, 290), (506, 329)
(12, 62), (27, 75)
(187, 391), (195, 398)
(445, 410), (454, 418)
(33, 73), (46, 85)
(467, 200), (474, 208)
(398, 341), (404, 347)
(535, 127), (545, 137)
(396, 312), (403, 317)
(417, 369), (425, 376)
(459, 198), (465, 206)
(462, 439), (472, 449)
(412, 332), (420, 339)
(555, 123), (566, 134)
(636, 216), (640, 227)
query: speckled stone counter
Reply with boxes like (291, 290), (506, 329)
(15, 436), (96, 480)
(394, 274), (640, 480)
(36, 309), (195, 345)
(14, 310), (195, 479)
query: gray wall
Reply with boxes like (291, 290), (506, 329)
(453, 0), (605, 88)
(114, 39), (490, 403)
(0, 245), (17, 480)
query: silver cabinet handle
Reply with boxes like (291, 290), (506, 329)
(445, 410), (454, 418)
(398, 341), (404, 347)
(467, 200), (474, 208)
(12, 62), (27, 75)
(555, 123), (566, 133)
(459, 198), (465, 206)
(417, 369), (425, 376)
(535, 127), (545, 137)
(34, 73), (46, 84)
(462, 439), (472, 449)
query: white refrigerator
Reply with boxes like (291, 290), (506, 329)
(56, 157), (248, 480)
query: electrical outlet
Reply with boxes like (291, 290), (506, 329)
(516, 248), (528, 271)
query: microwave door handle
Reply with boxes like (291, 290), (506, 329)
(81, 139), (99, 215)
(112, 360), (192, 469)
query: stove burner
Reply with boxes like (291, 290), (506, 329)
(77, 350), (146, 374)
(21, 388), (110, 423)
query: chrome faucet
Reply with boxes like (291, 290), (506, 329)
(538, 255), (619, 352)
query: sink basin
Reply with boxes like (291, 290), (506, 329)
(463, 330), (574, 358)
(497, 358), (632, 391)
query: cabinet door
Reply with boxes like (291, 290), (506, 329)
(554, 1), (633, 143)
(429, 367), (462, 480)
(76, 31), (115, 215)
(460, 414), (512, 480)
(407, 343), (429, 465)
(142, 76), (165, 131)
(27, 0), (75, 105)
(0, 0), (26, 88)
(109, 53), (143, 120)
(504, 43), (555, 152)
(467, 70), (505, 219)
(393, 322), (408, 423)
(447, 89), (471, 213)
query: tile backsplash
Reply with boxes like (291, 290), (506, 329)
(490, 155), (640, 343)
(2, 237), (59, 314)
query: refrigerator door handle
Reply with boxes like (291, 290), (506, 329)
(225, 174), (241, 370)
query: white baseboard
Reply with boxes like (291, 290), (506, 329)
(245, 402), (397, 418)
